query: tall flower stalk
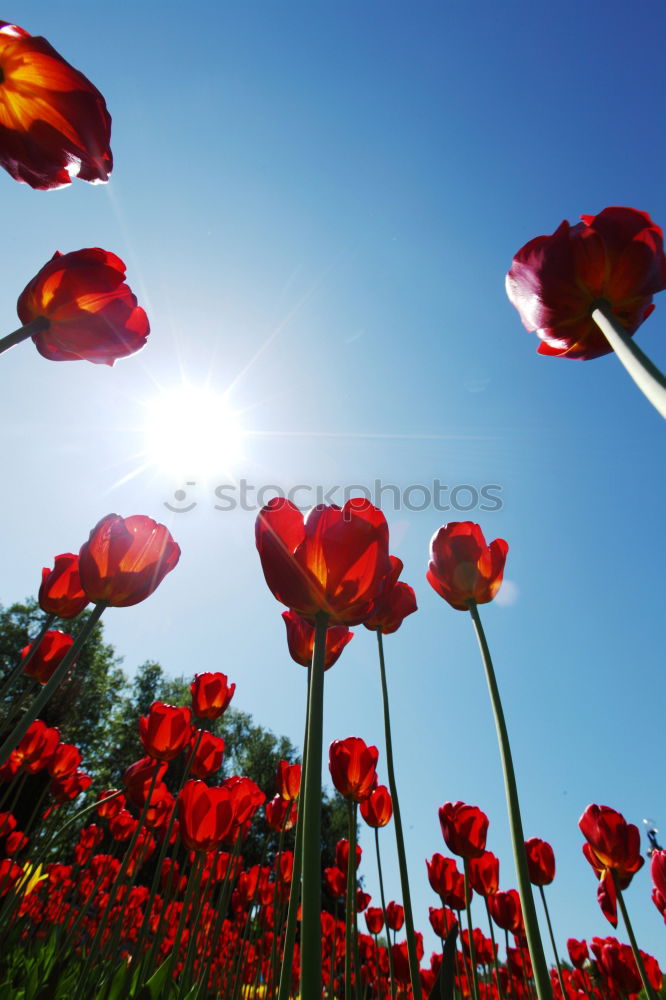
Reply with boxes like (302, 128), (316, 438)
(468, 600), (551, 1000)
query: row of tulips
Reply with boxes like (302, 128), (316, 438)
(0, 505), (661, 999)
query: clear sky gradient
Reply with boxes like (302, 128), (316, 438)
(2, 0), (665, 966)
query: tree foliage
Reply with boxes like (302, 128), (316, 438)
(0, 599), (348, 874)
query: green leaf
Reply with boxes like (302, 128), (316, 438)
(428, 920), (459, 1000)
(136, 957), (175, 1000)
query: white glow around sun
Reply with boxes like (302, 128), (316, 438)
(143, 384), (244, 478)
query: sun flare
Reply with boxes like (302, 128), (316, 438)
(143, 384), (244, 478)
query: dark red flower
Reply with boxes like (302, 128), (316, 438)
(189, 730), (225, 779)
(178, 780), (235, 853)
(51, 768), (91, 803)
(506, 207), (666, 361)
(13, 720), (60, 772)
(651, 850), (666, 922)
(190, 672), (236, 720)
(18, 250), (148, 365)
(429, 906), (457, 939)
(96, 789), (124, 820)
(265, 794), (296, 832)
(590, 938), (643, 994)
(567, 939), (589, 970)
(439, 801), (489, 859)
(356, 889), (371, 912)
(468, 851), (500, 897)
(79, 514), (180, 607)
(139, 702), (192, 762)
(324, 866), (347, 899)
(360, 785), (393, 828)
(281, 610), (353, 670)
(255, 498), (393, 626)
(579, 804), (644, 880)
(0, 23), (112, 190)
(276, 760), (301, 801)
(21, 630), (74, 685)
(336, 839), (362, 873)
(329, 737), (379, 803)
(487, 889), (523, 934)
(47, 742), (81, 779)
(427, 523), (508, 611)
(365, 906), (384, 935)
(38, 554), (89, 618)
(426, 854), (469, 909)
(122, 756), (168, 808)
(386, 900), (404, 931)
(363, 557), (418, 634)
(525, 838), (556, 886)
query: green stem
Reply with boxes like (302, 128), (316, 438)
(613, 873), (657, 1000)
(463, 860), (481, 1000)
(591, 303), (666, 419)
(0, 317), (50, 356)
(374, 828), (396, 1000)
(538, 886), (565, 1000)
(484, 897), (504, 1000)
(160, 851), (205, 999)
(467, 601), (552, 1000)
(299, 610), (328, 1000)
(345, 800), (356, 1000)
(376, 630), (421, 1000)
(0, 603), (106, 768)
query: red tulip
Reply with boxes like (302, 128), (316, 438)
(38, 554), (89, 618)
(79, 514), (180, 607)
(365, 906), (384, 935)
(468, 851), (500, 897)
(139, 702), (192, 761)
(360, 785), (393, 828)
(178, 780), (235, 852)
(5, 830), (28, 855)
(47, 743), (81, 779)
(324, 866), (347, 899)
(386, 900), (404, 931)
(329, 737), (379, 803)
(51, 768), (91, 803)
(439, 801), (489, 859)
(96, 789), (124, 820)
(0, 859), (23, 896)
(255, 498), (393, 625)
(427, 523), (508, 611)
(0, 23), (112, 189)
(0, 813), (17, 838)
(276, 760), (301, 801)
(525, 838), (556, 886)
(356, 889), (371, 912)
(566, 939), (589, 970)
(363, 557), (418, 634)
(21, 630), (74, 684)
(190, 672), (236, 719)
(336, 839), (362, 873)
(487, 889), (523, 934)
(281, 610), (353, 670)
(429, 906), (457, 939)
(651, 850), (666, 922)
(426, 854), (469, 909)
(13, 720), (60, 772)
(265, 794), (296, 832)
(590, 938), (644, 995)
(189, 730), (225, 779)
(18, 249), (149, 365)
(579, 804), (644, 880)
(506, 207), (666, 361)
(122, 756), (168, 808)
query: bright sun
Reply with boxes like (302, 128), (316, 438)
(143, 384), (244, 478)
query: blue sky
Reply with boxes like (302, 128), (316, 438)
(2, 0), (665, 967)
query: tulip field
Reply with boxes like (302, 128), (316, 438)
(0, 7), (664, 1000)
